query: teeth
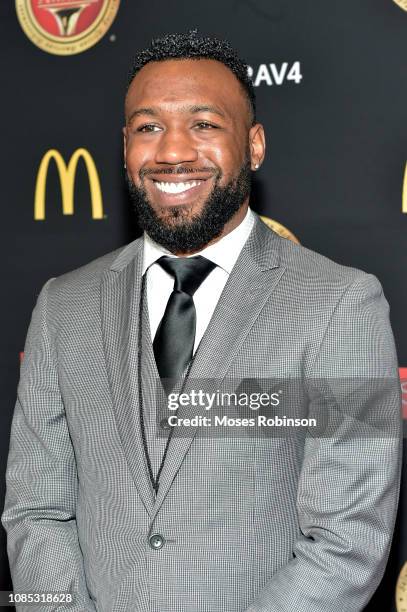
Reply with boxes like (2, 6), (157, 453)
(154, 180), (202, 194)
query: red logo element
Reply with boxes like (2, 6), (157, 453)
(400, 367), (407, 419)
(31, 0), (104, 37)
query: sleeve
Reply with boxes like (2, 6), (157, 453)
(1, 279), (96, 612)
(245, 273), (402, 612)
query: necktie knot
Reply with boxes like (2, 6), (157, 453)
(157, 255), (216, 296)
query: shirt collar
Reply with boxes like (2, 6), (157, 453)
(142, 207), (256, 275)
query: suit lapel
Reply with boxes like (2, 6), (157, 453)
(152, 216), (286, 517)
(100, 238), (155, 516)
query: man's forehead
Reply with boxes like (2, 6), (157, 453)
(125, 58), (247, 117)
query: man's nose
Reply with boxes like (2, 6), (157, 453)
(155, 128), (198, 165)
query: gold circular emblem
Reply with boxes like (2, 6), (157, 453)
(15, 0), (120, 56)
(260, 215), (300, 244)
(396, 562), (407, 611)
(392, 0), (407, 10)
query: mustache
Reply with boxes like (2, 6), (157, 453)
(139, 166), (221, 179)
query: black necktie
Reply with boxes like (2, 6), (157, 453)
(153, 255), (216, 385)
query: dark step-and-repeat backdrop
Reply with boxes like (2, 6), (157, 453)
(1, 1), (406, 610)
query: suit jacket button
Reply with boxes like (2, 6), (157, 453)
(159, 418), (172, 431)
(149, 534), (165, 550)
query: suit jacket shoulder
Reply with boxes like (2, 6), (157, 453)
(276, 229), (367, 284)
(250, 215), (377, 293)
(52, 236), (143, 290)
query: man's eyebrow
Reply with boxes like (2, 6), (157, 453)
(127, 107), (158, 124)
(187, 105), (226, 118)
(126, 104), (226, 124)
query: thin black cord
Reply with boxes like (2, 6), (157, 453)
(137, 272), (196, 496)
(137, 274), (157, 493)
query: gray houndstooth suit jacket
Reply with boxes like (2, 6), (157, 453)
(2, 213), (402, 611)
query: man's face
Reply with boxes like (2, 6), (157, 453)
(123, 58), (265, 253)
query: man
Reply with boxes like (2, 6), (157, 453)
(2, 31), (402, 612)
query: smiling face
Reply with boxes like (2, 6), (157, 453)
(123, 58), (265, 254)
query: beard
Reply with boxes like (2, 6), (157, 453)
(126, 157), (252, 253)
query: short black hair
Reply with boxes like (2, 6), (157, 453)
(127, 30), (256, 125)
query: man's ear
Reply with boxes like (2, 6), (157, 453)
(249, 123), (266, 170)
(122, 126), (127, 168)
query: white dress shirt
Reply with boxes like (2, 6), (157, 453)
(142, 207), (256, 353)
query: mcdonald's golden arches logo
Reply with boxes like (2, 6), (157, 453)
(34, 148), (104, 220)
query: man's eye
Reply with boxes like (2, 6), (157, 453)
(195, 122), (217, 129)
(137, 124), (161, 132)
